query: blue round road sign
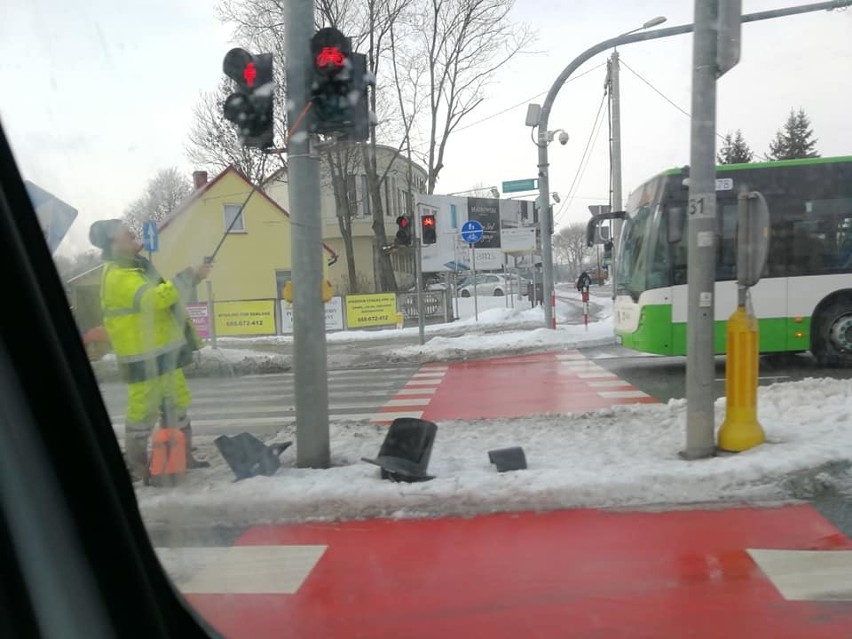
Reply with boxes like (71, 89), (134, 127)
(460, 220), (484, 244)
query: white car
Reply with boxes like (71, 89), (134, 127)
(458, 274), (527, 297)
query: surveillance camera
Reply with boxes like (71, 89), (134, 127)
(558, 131), (570, 146)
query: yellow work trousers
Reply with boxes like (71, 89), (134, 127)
(125, 369), (191, 440)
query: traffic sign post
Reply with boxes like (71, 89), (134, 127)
(460, 220), (484, 322)
(142, 220), (159, 261)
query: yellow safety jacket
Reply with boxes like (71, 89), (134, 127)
(100, 256), (202, 383)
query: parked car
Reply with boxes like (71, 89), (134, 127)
(458, 274), (528, 297)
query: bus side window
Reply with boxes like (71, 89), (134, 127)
(715, 202), (738, 281)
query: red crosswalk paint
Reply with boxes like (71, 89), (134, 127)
(420, 351), (656, 422)
(185, 505), (852, 638)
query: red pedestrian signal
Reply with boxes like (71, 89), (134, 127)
(395, 215), (411, 246)
(243, 61), (257, 87)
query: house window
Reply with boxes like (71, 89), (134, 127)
(450, 204), (458, 229)
(384, 179), (392, 217)
(223, 204), (246, 233)
(360, 175), (371, 216)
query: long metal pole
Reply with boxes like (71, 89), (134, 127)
(414, 206), (426, 345)
(472, 245), (479, 321)
(609, 50), (623, 301)
(285, 0), (330, 468)
(535, 0), (852, 330)
(682, 0), (720, 459)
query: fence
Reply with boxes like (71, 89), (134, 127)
(192, 289), (453, 340)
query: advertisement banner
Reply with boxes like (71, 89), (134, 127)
(280, 297), (344, 334)
(185, 303), (210, 339)
(345, 293), (397, 329)
(214, 300), (276, 336)
(467, 197), (501, 248)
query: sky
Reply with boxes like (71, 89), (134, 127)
(2, 0), (851, 256)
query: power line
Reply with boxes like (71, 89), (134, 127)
(553, 82), (608, 224)
(619, 57), (727, 144)
(453, 62), (608, 135)
(556, 103), (608, 225)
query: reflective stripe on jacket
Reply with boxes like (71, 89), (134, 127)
(100, 257), (189, 382)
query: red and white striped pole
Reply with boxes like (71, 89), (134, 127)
(582, 289), (590, 330)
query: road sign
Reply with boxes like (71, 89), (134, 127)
(502, 178), (537, 193)
(142, 220), (159, 253)
(24, 181), (78, 254)
(460, 220), (484, 244)
(588, 204), (611, 216)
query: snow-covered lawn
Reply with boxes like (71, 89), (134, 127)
(137, 377), (852, 528)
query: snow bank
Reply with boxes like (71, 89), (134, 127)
(91, 346), (290, 381)
(388, 318), (614, 362)
(137, 378), (852, 528)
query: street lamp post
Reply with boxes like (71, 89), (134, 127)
(532, 0), (850, 331)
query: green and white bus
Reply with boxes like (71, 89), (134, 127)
(589, 156), (852, 366)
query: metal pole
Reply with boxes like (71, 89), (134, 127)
(682, 0), (719, 460)
(609, 50), (623, 301)
(534, 0), (851, 330)
(285, 0), (330, 468)
(206, 279), (217, 350)
(414, 206), (426, 345)
(471, 244), (479, 321)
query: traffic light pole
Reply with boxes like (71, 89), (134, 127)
(681, 0), (719, 460)
(414, 207), (426, 346)
(285, 0), (330, 468)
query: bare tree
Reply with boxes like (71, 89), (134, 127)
(322, 145), (362, 292)
(414, 0), (533, 193)
(185, 80), (276, 185)
(552, 223), (590, 280)
(122, 168), (193, 237)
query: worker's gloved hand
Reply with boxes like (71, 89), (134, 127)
(193, 263), (213, 282)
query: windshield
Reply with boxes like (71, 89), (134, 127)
(5, 2), (852, 638)
(615, 205), (654, 296)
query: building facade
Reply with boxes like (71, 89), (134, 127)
(265, 145), (428, 293)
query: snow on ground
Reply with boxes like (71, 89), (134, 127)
(137, 378), (852, 528)
(389, 317), (614, 362)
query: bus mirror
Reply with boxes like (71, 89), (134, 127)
(667, 207), (685, 244)
(737, 191), (770, 288)
(586, 211), (627, 248)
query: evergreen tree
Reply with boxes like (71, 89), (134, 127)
(717, 129), (754, 164)
(768, 108), (820, 160)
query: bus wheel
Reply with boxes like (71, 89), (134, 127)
(812, 298), (852, 367)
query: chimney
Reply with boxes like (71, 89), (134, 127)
(192, 171), (208, 190)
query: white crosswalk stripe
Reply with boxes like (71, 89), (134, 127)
(99, 365), (437, 434)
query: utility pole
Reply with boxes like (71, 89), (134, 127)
(681, 0), (720, 460)
(285, 0), (330, 468)
(608, 50), (623, 300)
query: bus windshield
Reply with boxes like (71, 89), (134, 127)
(616, 204), (654, 297)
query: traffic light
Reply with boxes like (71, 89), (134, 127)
(222, 48), (274, 149)
(309, 28), (371, 141)
(395, 215), (411, 246)
(421, 214), (437, 245)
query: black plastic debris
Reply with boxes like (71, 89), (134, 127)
(215, 432), (292, 480)
(488, 447), (527, 472)
(362, 417), (437, 482)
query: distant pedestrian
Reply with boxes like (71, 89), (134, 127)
(576, 270), (592, 292)
(89, 219), (212, 483)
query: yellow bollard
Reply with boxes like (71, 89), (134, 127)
(395, 312), (404, 330)
(718, 305), (766, 452)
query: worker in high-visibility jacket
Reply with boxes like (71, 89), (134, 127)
(89, 219), (211, 482)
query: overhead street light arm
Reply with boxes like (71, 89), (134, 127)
(535, 0), (852, 330)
